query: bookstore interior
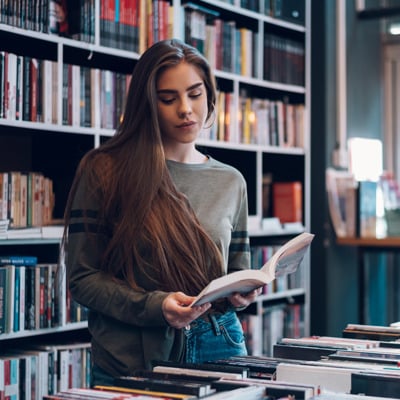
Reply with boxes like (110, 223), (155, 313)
(2, 0), (400, 399)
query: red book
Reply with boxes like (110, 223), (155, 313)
(272, 181), (303, 223)
(29, 58), (39, 122)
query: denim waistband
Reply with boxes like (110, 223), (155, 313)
(185, 310), (237, 335)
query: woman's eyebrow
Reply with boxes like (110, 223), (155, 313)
(157, 82), (204, 94)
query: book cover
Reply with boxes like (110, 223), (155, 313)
(273, 342), (340, 361)
(279, 336), (380, 350)
(351, 370), (400, 397)
(190, 232), (314, 307)
(151, 360), (249, 379)
(216, 376), (316, 399)
(206, 357), (276, 379)
(95, 384), (198, 399)
(276, 362), (353, 394)
(356, 180), (378, 238)
(0, 255), (38, 266)
(273, 181), (303, 224)
(114, 376), (215, 397)
(0, 266), (7, 333)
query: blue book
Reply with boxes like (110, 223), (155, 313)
(0, 255), (37, 266)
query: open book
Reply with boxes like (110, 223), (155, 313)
(190, 232), (315, 307)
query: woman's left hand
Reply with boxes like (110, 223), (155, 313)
(227, 287), (263, 309)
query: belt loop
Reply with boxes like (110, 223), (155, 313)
(209, 314), (221, 336)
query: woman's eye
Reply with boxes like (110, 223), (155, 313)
(160, 98), (175, 104)
(190, 92), (202, 98)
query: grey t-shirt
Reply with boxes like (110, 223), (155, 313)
(167, 156), (250, 274)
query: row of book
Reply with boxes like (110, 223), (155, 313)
(251, 244), (304, 294)
(201, 91), (306, 148)
(1, 1), (306, 89)
(0, 171), (55, 229)
(264, 33), (305, 86)
(1, 50), (306, 149)
(240, 302), (305, 357)
(4, 322), (399, 399)
(184, 4), (305, 86)
(0, 0), (56, 35)
(0, 52), (58, 123)
(61, 64), (130, 129)
(326, 167), (400, 239)
(0, 256), (88, 334)
(0, 51), (132, 129)
(184, 3), (257, 77)
(39, 327), (400, 400)
(0, 0), (114, 46)
(0, 341), (91, 400)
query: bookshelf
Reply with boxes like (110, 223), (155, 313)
(0, 0), (310, 363)
(337, 236), (400, 325)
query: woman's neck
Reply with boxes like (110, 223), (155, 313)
(164, 145), (207, 164)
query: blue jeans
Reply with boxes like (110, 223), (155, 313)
(184, 311), (248, 363)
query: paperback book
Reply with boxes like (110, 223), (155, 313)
(190, 232), (314, 306)
(114, 376), (215, 397)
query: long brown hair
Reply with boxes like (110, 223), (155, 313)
(63, 39), (223, 295)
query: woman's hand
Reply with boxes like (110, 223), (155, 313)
(162, 292), (211, 329)
(227, 287), (263, 309)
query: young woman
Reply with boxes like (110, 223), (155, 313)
(62, 39), (261, 386)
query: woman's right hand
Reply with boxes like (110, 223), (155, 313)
(162, 292), (211, 329)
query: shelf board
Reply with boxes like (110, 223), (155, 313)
(0, 321), (88, 341)
(337, 236), (400, 248)
(258, 288), (305, 303)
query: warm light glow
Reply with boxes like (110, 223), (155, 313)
(389, 23), (400, 35)
(348, 137), (383, 182)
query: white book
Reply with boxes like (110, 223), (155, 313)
(276, 362), (355, 394)
(219, 377), (316, 399)
(90, 68), (101, 128)
(41, 225), (64, 239)
(42, 59), (53, 124)
(72, 64), (81, 127)
(190, 232), (314, 306)
(18, 266), (26, 332)
(6, 53), (17, 120)
(205, 385), (266, 400)
(152, 365), (245, 380)
(22, 355), (32, 400)
(280, 336), (380, 349)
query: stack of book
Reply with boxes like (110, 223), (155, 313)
(40, 324), (400, 400)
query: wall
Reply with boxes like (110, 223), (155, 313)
(310, 1), (384, 336)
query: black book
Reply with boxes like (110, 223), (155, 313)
(114, 376), (215, 398)
(133, 370), (237, 394)
(273, 342), (338, 361)
(133, 369), (217, 383)
(216, 377), (315, 400)
(351, 370), (400, 397)
(328, 353), (400, 366)
(343, 324), (400, 342)
(206, 357), (277, 379)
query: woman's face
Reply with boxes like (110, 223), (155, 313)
(156, 62), (208, 145)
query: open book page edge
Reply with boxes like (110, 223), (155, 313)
(190, 269), (271, 307)
(260, 232), (315, 276)
(190, 232), (314, 307)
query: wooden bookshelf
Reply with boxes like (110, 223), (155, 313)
(337, 237), (400, 247)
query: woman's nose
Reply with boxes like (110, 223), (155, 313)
(178, 97), (192, 117)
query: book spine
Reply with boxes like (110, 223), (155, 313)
(0, 256), (38, 266)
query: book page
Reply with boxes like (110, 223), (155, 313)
(190, 232), (314, 307)
(260, 232), (314, 277)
